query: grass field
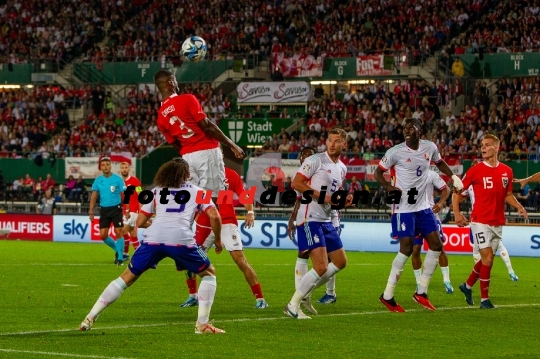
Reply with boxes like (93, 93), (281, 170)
(0, 241), (539, 359)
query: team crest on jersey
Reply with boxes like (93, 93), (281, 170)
(110, 186), (116, 192)
(303, 163), (311, 172)
(327, 169), (331, 173)
(424, 153), (430, 161)
(502, 177), (508, 188)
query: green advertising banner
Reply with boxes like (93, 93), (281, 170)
(0, 64), (33, 84)
(457, 53), (540, 78)
(218, 118), (295, 146)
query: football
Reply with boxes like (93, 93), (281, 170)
(181, 36), (207, 62)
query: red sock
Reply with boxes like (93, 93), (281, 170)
(131, 235), (140, 249)
(250, 283), (264, 299)
(123, 234), (130, 254)
(187, 277), (197, 295)
(479, 264), (492, 300)
(466, 260), (483, 288)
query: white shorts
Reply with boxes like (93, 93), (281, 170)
(201, 223), (243, 252)
(183, 147), (225, 194)
(470, 222), (502, 251)
(124, 212), (139, 228)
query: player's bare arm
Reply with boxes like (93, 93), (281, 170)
(288, 198), (301, 240)
(505, 192), (528, 219)
(206, 207), (223, 254)
(244, 201), (255, 229)
(89, 191), (98, 221)
(433, 185), (449, 214)
(171, 139), (182, 154)
(136, 212), (151, 228)
(374, 166), (400, 193)
(435, 160), (464, 192)
(291, 173), (335, 205)
(451, 192), (468, 227)
(197, 118), (245, 159)
(513, 172), (540, 189)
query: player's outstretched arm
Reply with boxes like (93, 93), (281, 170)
(207, 207), (223, 254)
(513, 172), (540, 189)
(288, 198), (301, 240)
(433, 186), (450, 213)
(505, 192), (529, 219)
(435, 160), (463, 191)
(197, 118), (245, 159)
(451, 193), (468, 227)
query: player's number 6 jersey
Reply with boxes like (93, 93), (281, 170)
(379, 140), (442, 213)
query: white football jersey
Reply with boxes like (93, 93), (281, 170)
(379, 140), (442, 213)
(426, 170), (447, 222)
(140, 184), (215, 245)
(295, 152), (347, 224)
(331, 210), (340, 228)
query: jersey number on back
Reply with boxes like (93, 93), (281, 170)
(170, 116), (195, 139)
(483, 177), (493, 189)
(165, 190), (187, 213)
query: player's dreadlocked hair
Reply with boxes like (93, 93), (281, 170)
(154, 159), (190, 188)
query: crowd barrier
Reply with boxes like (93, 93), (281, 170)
(1, 214), (539, 257)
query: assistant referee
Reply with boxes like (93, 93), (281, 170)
(90, 157), (127, 265)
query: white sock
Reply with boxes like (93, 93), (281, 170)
(295, 258), (309, 291)
(413, 269), (422, 284)
(88, 278), (127, 319)
(417, 250), (441, 295)
(311, 263), (340, 295)
(290, 269), (319, 306)
(473, 254), (481, 263)
(326, 275), (336, 296)
(498, 243), (514, 273)
(440, 266), (450, 282)
(197, 276), (217, 324)
(383, 252), (409, 300)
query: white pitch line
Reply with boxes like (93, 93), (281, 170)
(1, 303), (538, 337)
(0, 263), (387, 267)
(0, 349), (134, 359)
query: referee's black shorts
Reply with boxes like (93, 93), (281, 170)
(99, 204), (124, 229)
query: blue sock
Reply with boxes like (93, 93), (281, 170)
(103, 236), (117, 253)
(116, 237), (125, 259)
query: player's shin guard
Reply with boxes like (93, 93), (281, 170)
(197, 276), (217, 324)
(311, 263), (340, 296)
(131, 235), (140, 250)
(466, 260), (483, 288)
(290, 269), (319, 307)
(89, 278), (127, 318)
(417, 250), (440, 295)
(383, 252), (408, 300)
(498, 243), (514, 273)
(479, 264), (492, 301)
(325, 275), (336, 296)
(123, 234), (130, 255)
(186, 272), (198, 297)
(295, 258), (308, 291)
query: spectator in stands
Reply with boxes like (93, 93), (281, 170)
(72, 175), (88, 202)
(64, 175), (76, 199)
(527, 184), (540, 210)
(36, 189), (57, 215)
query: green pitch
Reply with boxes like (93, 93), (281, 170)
(0, 241), (539, 359)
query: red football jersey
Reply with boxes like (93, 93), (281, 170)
(123, 175), (142, 213)
(196, 167), (245, 228)
(156, 93), (219, 155)
(461, 161), (513, 226)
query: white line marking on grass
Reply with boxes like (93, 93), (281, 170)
(61, 284), (79, 287)
(0, 348), (134, 359)
(1, 303), (538, 337)
(0, 263), (387, 267)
